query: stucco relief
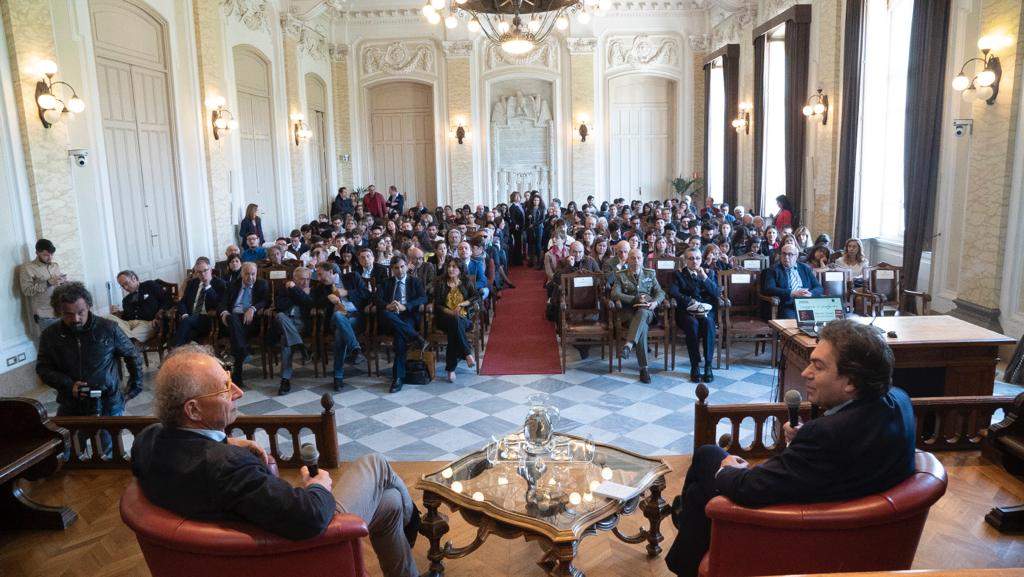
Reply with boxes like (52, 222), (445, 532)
(711, 5), (756, 47)
(484, 37), (559, 71)
(491, 91), (554, 199)
(362, 41), (435, 76)
(606, 34), (680, 69)
(221, 0), (271, 33)
(443, 40), (473, 59)
(281, 14), (329, 61)
(329, 43), (349, 62)
(567, 37), (597, 55)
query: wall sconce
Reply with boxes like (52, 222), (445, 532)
(453, 115), (467, 144)
(291, 113), (313, 146)
(577, 113), (590, 142)
(952, 35), (1012, 105)
(732, 102), (752, 134)
(205, 94), (237, 140)
(802, 88), (829, 125)
(34, 60), (85, 128)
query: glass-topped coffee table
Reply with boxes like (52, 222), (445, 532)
(415, 433), (672, 577)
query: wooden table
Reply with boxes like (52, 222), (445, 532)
(771, 316), (1016, 400)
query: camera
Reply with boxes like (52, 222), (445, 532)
(77, 384), (103, 400)
(953, 119), (973, 138)
(69, 148), (89, 167)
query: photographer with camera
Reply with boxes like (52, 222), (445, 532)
(36, 282), (144, 420)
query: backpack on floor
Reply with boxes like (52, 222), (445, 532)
(405, 349), (435, 384)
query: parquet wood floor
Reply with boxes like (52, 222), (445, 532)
(1, 454), (1022, 577)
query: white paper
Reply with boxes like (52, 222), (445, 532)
(732, 273), (751, 284)
(743, 259), (763, 270)
(876, 269), (895, 280)
(592, 481), (644, 501)
(269, 270), (287, 280)
(656, 260), (675, 270)
(825, 271), (844, 282)
(573, 276), (594, 288)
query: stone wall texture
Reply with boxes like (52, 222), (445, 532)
(446, 57), (473, 208)
(332, 57), (352, 188)
(692, 51), (706, 200)
(284, 37), (308, 223)
(2, 0), (85, 279)
(571, 52), (595, 204)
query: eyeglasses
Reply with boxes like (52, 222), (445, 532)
(188, 377), (235, 402)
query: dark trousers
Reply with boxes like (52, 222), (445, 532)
(58, 393), (125, 459)
(436, 313), (471, 371)
(510, 228), (524, 265)
(665, 444), (728, 577)
(170, 314), (211, 347)
(527, 228), (543, 263)
(677, 312), (716, 371)
(226, 313), (260, 374)
(380, 310), (420, 380)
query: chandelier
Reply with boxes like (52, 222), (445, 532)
(421, 0), (610, 55)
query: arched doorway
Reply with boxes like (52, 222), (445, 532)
(608, 75), (677, 200)
(367, 81), (435, 208)
(305, 73), (330, 213)
(233, 45), (280, 239)
(90, 0), (185, 282)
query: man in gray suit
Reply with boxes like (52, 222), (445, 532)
(611, 248), (665, 384)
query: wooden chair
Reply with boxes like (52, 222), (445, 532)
(425, 302), (483, 376)
(982, 390), (1024, 532)
(736, 253), (769, 272)
(112, 279), (179, 367)
(817, 268), (853, 310)
(717, 269), (776, 369)
(558, 272), (614, 373)
(853, 262), (931, 316)
(609, 289), (674, 373)
(650, 256), (680, 296)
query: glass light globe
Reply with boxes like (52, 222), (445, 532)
(37, 92), (58, 110)
(961, 87), (977, 102)
(67, 96), (85, 114)
(43, 108), (61, 124)
(290, 112), (304, 122)
(528, 19), (542, 33)
(951, 74), (971, 92)
(975, 69), (997, 87)
(444, 14), (458, 29)
(802, 105), (813, 116)
(502, 37), (535, 55)
(227, 119), (239, 130)
(497, 20), (510, 33)
(430, 0), (445, 10)
(456, 0), (468, 4)
(813, 102), (826, 115)
(214, 117), (228, 129)
(555, 16), (569, 30)
(577, 11), (591, 24)
(451, 481), (463, 493)
(205, 94), (226, 109)
(37, 60), (58, 76)
(467, 19), (481, 33)
(426, 11), (441, 24)
(421, 4), (436, 17)
(975, 85), (994, 101)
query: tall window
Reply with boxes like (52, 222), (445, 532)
(855, 0), (914, 240)
(761, 26), (786, 217)
(707, 59), (725, 200)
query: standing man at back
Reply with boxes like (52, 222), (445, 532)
(20, 239), (65, 331)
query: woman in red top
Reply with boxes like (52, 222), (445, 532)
(773, 195), (794, 230)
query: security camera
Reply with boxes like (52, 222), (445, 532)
(69, 149), (89, 167)
(953, 119), (973, 138)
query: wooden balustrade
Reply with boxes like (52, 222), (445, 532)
(52, 393), (338, 469)
(694, 383), (1016, 459)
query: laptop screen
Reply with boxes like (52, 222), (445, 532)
(794, 297), (845, 325)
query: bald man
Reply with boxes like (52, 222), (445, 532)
(218, 262), (270, 387)
(603, 240), (632, 287)
(610, 248), (665, 383)
(132, 346), (420, 577)
(407, 247), (436, 298)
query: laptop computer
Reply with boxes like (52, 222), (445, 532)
(794, 296), (845, 338)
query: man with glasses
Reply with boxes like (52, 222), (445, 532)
(763, 245), (823, 319)
(132, 345), (421, 577)
(668, 248), (719, 383)
(170, 258), (226, 348)
(272, 267), (315, 396)
(219, 262), (270, 387)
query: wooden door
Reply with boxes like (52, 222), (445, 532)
(609, 76), (675, 201)
(368, 82), (435, 207)
(234, 47), (279, 239)
(306, 74), (330, 212)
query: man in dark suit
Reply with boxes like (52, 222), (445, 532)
(110, 270), (170, 343)
(665, 320), (916, 577)
(132, 346), (420, 577)
(761, 244), (823, 319)
(171, 258), (226, 347)
(355, 246), (389, 289)
(387, 185), (405, 216)
(668, 247), (718, 383)
(508, 191), (526, 266)
(272, 267), (315, 395)
(218, 262), (270, 386)
(314, 261), (369, 391)
(375, 255), (427, 393)
(214, 245), (240, 278)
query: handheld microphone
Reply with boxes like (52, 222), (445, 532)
(300, 443), (320, 478)
(784, 389), (802, 428)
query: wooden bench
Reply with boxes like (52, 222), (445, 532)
(982, 390), (1024, 533)
(0, 397), (76, 530)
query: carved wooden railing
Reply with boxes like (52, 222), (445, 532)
(694, 383), (1016, 459)
(52, 393), (339, 469)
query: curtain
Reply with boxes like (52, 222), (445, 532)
(834, 0), (865, 244)
(752, 35), (765, 215)
(723, 45), (740, 207)
(784, 19), (811, 227)
(902, 0), (950, 290)
(703, 61), (711, 201)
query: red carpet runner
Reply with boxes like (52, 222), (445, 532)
(481, 266), (561, 375)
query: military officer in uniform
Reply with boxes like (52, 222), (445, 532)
(611, 248), (665, 384)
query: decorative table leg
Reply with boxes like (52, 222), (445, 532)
(420, 491), (450, 577)
(641, 477), (668, 557)
(538, 541), (583, 577)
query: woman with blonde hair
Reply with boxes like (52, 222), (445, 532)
(238, 203), (264, 245)
(835, 238), (868, 285)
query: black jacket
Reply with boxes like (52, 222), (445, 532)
(238, 217), (264, 244)
(312, 273), (371, 318)
(131, 424), (334, 541)
(121, 280), (170, 321)
(275, 286), (315, 320)
(668, 269), (719, 321)
(354, 262), (389, 290)
(178, 277), (227, 317)
(376, 276), (427, 326)
(36, 313), (143, 408)
(218, 279), (271, 316)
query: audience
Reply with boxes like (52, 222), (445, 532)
(376, 255), (428, 393)
(763, 245), (824, 319)
(171, 257), (224, 347)
(218, 262), (270, 387)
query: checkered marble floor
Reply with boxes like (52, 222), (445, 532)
(23, 342), (1024, 462)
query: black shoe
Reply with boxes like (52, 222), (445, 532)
(506, 282), (517, 289)
(621, 343), (633, 360)
(278, 378), (291, 396)
(333, 378), (343, 392)
(689, 370), (700, 383)
(703, 367), (715, 383)
(347, 348), (364, 365)
(389, 379), (404, 393)
(639, 368), (651, 384)
(576, 346), (590, 360)
(404, 505), (422, 548)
